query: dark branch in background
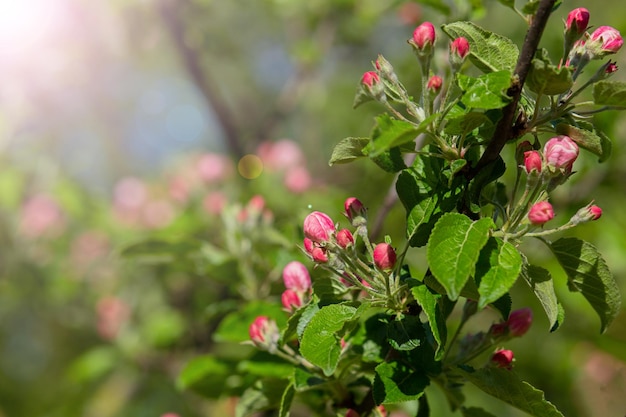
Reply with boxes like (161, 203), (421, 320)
(158, 0), (245, 159)
(467, 0), (557, 179)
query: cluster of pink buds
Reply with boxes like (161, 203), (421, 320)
(281, 261), (312, 312)
(512, 135), (602, 231)
(301, 198), (400, 303)
(563, 8), (623, 78)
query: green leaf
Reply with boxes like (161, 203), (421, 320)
(177, 354), (236, 398)
(521, 262), (563, 331)
(461, 407), (499, 417)
(411, 285), (447, 359)
(442, 22), (519, 73)
(293, 367), (327, 392)
(444, 111), (493, 136)
(365, 114), (424, 157)
(300, 303), (359, 375)
(459, 367), (564, 417)
(370, 146), (407, 173)
(556, 122), (612, 162)
(373, 361), (430, 405)
(427, 213), (494, 300)
(387, 314), (424, 351)
(521, 0), (540, 14)
(279, 383), (295, 417)
(593, 80), (626, 108)
(406, 195), (440, 247)
(329, 137), (369, 165)
(549, 238), (621, 333)
(475, 237), (522, 309)
(458, 71), (513, 110)
(236, 379), (289, 417)
(527, 49), (573, 95)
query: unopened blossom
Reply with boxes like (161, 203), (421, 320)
(336, 229), (355, 249)
(588, 205), (602, 220)
(450, 37), (470, 59)
(281, 289), (303, 312)
(589, 26), (624, 55)
(282, 261), (311, 292)
(523, 150), (542, 174)
(412, 22), (436, 50)
(606, 62), (619, 74)
(311, 247), (328, 263)
(427, 75), (443, 95)
(303, 211), (335, 243)
(491, 349), (515, 369)
(528, 201), (555, 225)
(249, 316), (278, 348)
(565, 8), (589, 36)
(507, 307), (533, 337)
(544, 136), (579, 172)
(571, 204), (603, 224)
(361, 71), (380, 87)
(373, 243), (397, 271)
(344, 197), (366, 223)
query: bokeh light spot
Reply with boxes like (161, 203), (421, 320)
(238, 154), (263, 179)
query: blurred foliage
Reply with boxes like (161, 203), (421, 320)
(0, 0), (625, 416)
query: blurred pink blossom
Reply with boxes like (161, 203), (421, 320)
(284, 166), (312, 193)
(142, 199), (175, 229)
(257, 139), (304, 172)
(97, 296), (130, 340)
(70, 231), (110, 269)
(202, 192), (228, 215)
(196, 153), (232, 183)
(19, 194), (65, 238)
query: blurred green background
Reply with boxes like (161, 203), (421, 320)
(0, 0), (625, 416)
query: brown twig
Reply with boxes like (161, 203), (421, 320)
(467, 0), (557, 179)
(157, 0), (245, 158)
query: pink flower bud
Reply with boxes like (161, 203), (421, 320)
(336, 229), (355, 249)
(303, 211), (335, 243)
(528, 201), (554, 225)
(606, 62), (619, 74)
(361, 71), (380, 87)
(344, 197), (366, 222)
(311, 247), (328, 263)
(590, 26), (623, 54)
(281, 289), (303, 312)
(282, 261), (311, 292)
(588, 205), (602, 220)
(450, 37), (470, 59)
(373, 243), (397, 271)
(544, 135), (579, 172)
(491, 349), (514, 369)
(412, 22), (436, 50)
(571, 203), (603, 224)
(507, 307), (533, 337)
(489, 322), (508, 338)
(249, 316), (271, 344)
(427, 75), (443, 94)
(523, 150), (542, 174)
(565, 8), (589, 36)
(303, 237), (314, 254)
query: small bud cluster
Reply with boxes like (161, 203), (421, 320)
(281, 261), (312, 312)
(502, 135), (601, 238)
(354, 20), (470, 133)
(563, 8), (623, 80)
(301, 198), (404, 307)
